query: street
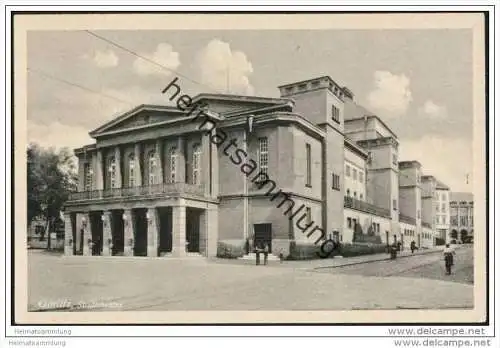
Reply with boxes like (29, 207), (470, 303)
(315, 246), (473, 285)
(27, 247), (473, 312)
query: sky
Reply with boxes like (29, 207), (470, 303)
(27, 29), (474, 192)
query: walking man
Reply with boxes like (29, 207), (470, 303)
(263, 243), (269, 265)
(410, 240), (416, 254)
(443, 244), (456, 275)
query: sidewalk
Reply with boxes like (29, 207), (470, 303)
(209, 246), (446, 269)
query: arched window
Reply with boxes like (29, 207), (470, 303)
(169, 147), (177, 183)
(192, 144), (201, 185)
(128, 153), (135, 187)
(108, 156), (117, 189)
(346, 189), (350, 196)
(353, 191), (357, 198)
(148, 151), (157, 185)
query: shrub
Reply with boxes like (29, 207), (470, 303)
(287, 241), (321, 260)
(436, 238), (446, 246)
(339, 243), (387, 258)
(216, 241), (245, 259)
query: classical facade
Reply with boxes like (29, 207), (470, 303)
(64, 75), (450, 258)
(449, 192), (474, 242)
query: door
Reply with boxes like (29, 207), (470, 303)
(253, 223), (272, 252)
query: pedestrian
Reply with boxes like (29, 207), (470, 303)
(263, 243), (269, 265)
(410, 240), (416, 254)
(279, 248), (284, 263)
(255, 242), (261, 266)
(443, 243), (455, 275)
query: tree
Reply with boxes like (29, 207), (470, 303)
(27, 143), (78, 249)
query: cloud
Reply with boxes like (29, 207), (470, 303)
(28, 121), (93, 150)
(133, 43), (180, 77)
(421, 99), (447, 118)
(367, 71), (412, 117)
(86, 50), (119, 68)
(197, 39), (254, 95)
(399, 135), (473, 192)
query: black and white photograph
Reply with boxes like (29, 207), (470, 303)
(8, 9), (492, 336)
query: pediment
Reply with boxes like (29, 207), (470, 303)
(89, 105), (185, 137)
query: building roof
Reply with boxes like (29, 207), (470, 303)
(398, 160), (422, 169)
(435, 179), (450, 190)
(343, 99), (399, 140)
(450, 192), (474, 202)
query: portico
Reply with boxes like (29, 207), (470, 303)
(65, 104), (220, 258)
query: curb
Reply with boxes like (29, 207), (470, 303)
(314, 249), (443, 270)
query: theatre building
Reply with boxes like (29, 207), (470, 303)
(64, 75), (444, 258)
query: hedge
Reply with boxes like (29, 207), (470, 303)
(286, 241), (387, 260)
(216, 241), (245, 259)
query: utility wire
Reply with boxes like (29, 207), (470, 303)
(84, 30), (223, 94)
(27, 67), (134, 107)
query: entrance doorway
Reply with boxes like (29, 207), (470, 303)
(186, 208), (202, 253)
(89, 211), (103, 256)
(253, 223), (272, 252)
(133, 208), (148, 256)
(111, 210), (125, 256)
(158, 207), (172, 255)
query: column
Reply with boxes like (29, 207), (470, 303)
(81, 212), (92, 256)
(102, 211), (112, 256)
(114, 146), (122, 188)
(172, 204), (186, 257)
(123, 209), (134, 256)
(201, 132), (211, 196)
(96, 150), (104, 190)
(155, 139), (164, 184)
(177, 137), (186, 183)
(147, 208), (159, 257)
(64, 212), (74, 256)
(134, 143), (142, 187)
(206, 206), (219, 257)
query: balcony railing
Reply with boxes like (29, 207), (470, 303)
(344, 196), (391, 218)
(399, 213), (416, 225)
(68, 182), (205, 201)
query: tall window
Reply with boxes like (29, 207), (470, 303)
(148, 151), (157, 185)
(258, 137), (269, 180)
(345, 164), (351, 177)
(346, 189), (350, 196)
(359, 171), (364, 183)
(393, 199), (398, 211)
(353, 168), (357, 181)
(169, 147), (177, 183)
(128, 154), (135, 188)
(392, 154), (398, 165)
(192, 144), (201, 185)
(84, 163), (93, 191)
(332, 173), (340, 190)
(109, 157), (117, 189)
(347, 217), (352, 228)
(305, 143), (311, 187)
(353, 191), (357, 198)
(331, 105), (340, 123)
(441, 203), (446, 212)
(360, 193), (363, 200)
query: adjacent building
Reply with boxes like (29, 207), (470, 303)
(63, 75), (458, 258)
(449, 192), (474, 242)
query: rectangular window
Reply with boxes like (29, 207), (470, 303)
(352, 168), (357, 181)
(258, 137), (269, 181)
(393, 199), (398, 211)
(83, 163), (93, 191)
(331, 105), (340, 123)
(332, 173), (340, 190)
(347, 217), (352, 229)
(345, 164), (351, 177)
(441, 203), (446, 212)
(359, 171), (364, 183)
(305, 143), (311, 187)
